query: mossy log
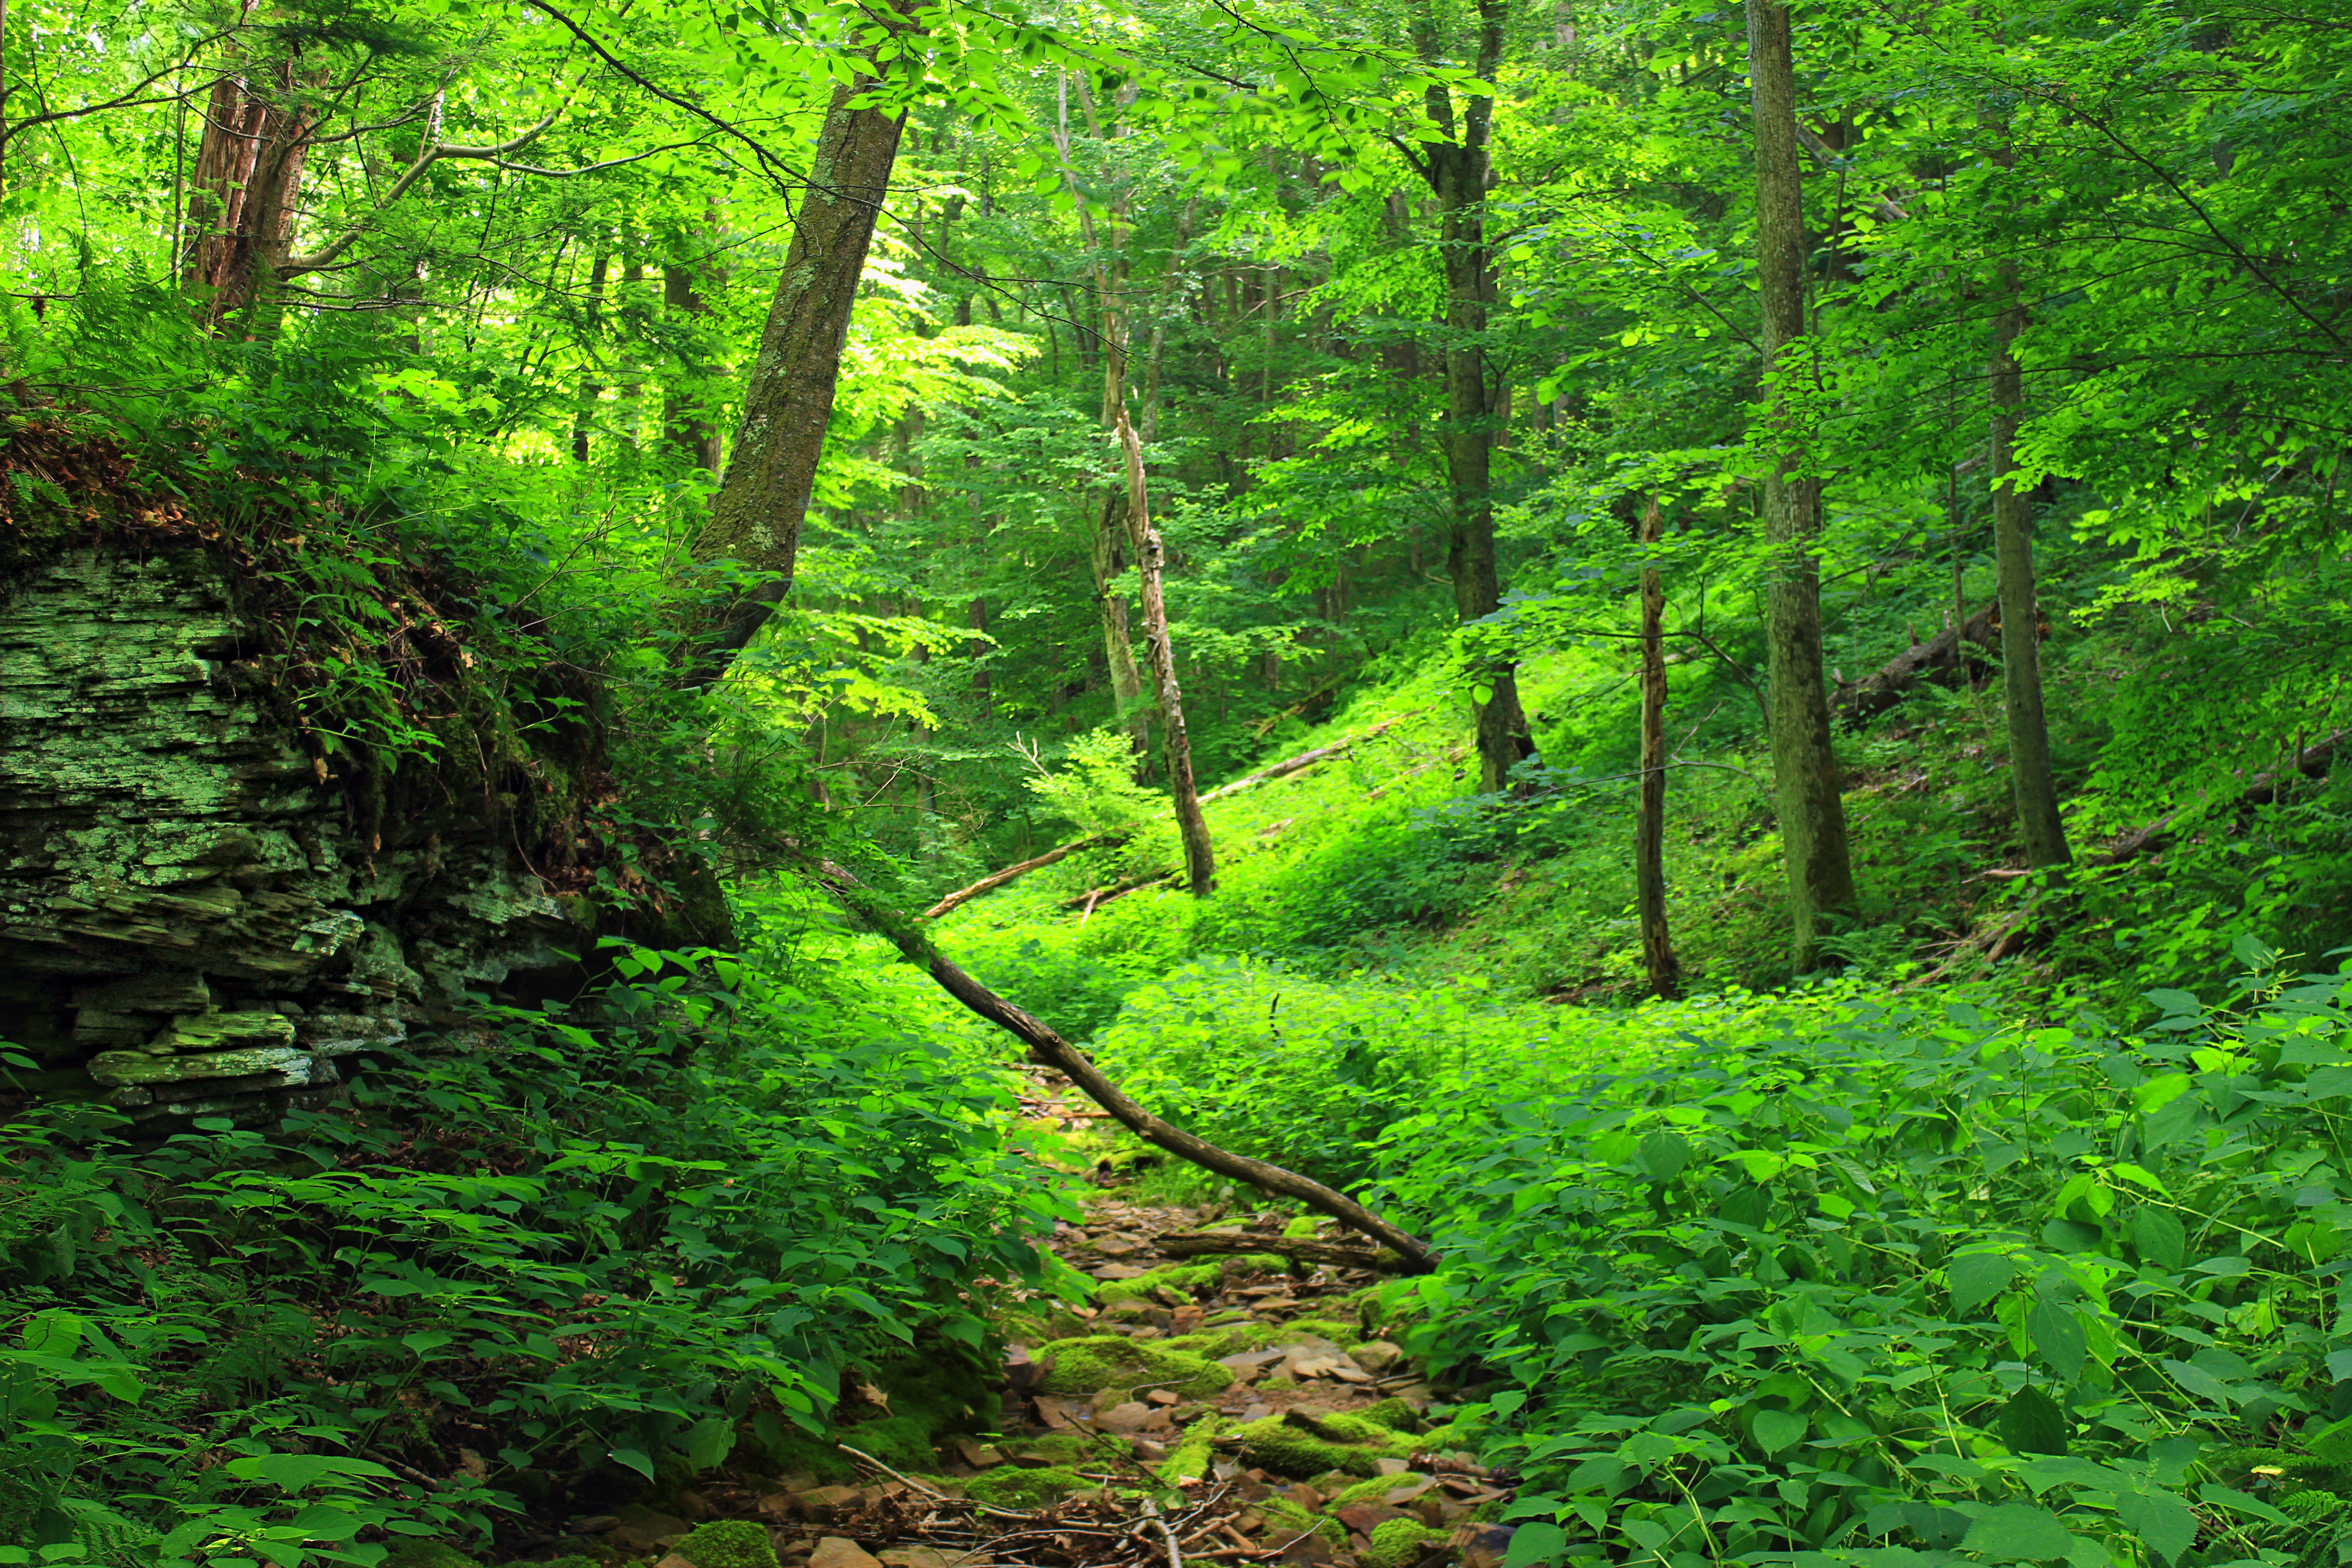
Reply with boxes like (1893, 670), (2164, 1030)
(1154, 1231), (1400, 1271)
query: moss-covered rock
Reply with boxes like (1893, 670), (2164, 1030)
(675, 1521), (779, 1568)
(965, 1465), (1099, 1509)
(1331, 1473), (1431, 1507)
(1015, 1431), (1114, 1466)
(1096, 1262), (1223, 1305)
(1262, 1497), (1346, 1550)
(1035, 1334), (1233, 1399)
(1355, 1398), (1425, 1434)
(1366, 1518), (1452, 1568)
(1234, 1411), (1441, 1478)
(1157, 1416), (1223, 1483)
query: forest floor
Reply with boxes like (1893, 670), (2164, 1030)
(551, 1072), (1514, 1568)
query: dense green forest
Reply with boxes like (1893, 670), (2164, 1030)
(3, 0), (2351, 1564)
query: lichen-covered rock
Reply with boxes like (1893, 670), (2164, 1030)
(1365, 1518), (1452, 1568)
(0, 548), (605, 1123)
(1232, 1410), (1446, 1478)
(963, 1465), (1097, 1509)
(674, 1519), (780, 1568)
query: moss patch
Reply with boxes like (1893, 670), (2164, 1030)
(1355, 1398), (1425, 1433)
(1233, 1411), (1440, 1478)
(965, 1465), (1099, 1509)
(1263, 1497), (1346, 1550)
(1097, 1262), (1223, 1305)
(1367, 1519), (1451, 1568)
(1035, 1334), (1233, 1399)
(1157, 1416), (1223, 1484)
(675, 1521), (779, 1568)
(1331, 1473), (1430, 1507)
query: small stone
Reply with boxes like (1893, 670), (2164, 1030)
(810, 1539), (885, 1568)
(879, 1550), (956, 1568)
(1145, 1389), (1181, 1406)
(794, 1485), (864, 1523)
(1375, 1459), (1413, 1476)
(1460, 1524), (1518, 1568)
(1095, 1236), (1140, 1257)
(958, 1440), (1006, 1468)
(1349, 1341), (1404, 1376)
(1093, 1263), (1150, 1280)
(654, 1555), (696, 1568)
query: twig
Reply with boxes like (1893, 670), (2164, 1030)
(1143, 1497), (1183, 1568)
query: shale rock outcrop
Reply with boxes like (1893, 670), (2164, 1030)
(0, 545), (598, 1123)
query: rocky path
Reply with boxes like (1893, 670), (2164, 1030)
(565, 1078), (1516, 1568)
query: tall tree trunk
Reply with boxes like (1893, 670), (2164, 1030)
(1636, 495), (1680, 999)
(1121, 408), (1215, 895)
(1418, 0), (1532, 794)
(1093, 490), (1151, 754)
(183, 53), (314, 331)
(573, 251), (608, 463)
(664, 240), (724, 474)
(682, 19), (911, 683)
(1747, 0), (1857, 962)
(1990, 266), (2069, 868)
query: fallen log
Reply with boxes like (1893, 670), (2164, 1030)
(2093, 729), (2347, 865)
(1832, 608), (1996, 727)
(925, 716), (1417, 919)
(1156, 1231), (1400, 1270)
(923, 831), (1125, 919)
(818, 862), (1437, 1272)
(1202, 712), (1416, 803)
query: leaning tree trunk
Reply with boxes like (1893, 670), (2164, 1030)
(1421, 0), (1532, 794)
(682, 27), (911, 683)
(1635, 495), (1680, 998)
(1092, 493), (1151, 755)
(1747, 0), (1857, 964)
(1119, 409), (1215, 894)
(1989, 265), (2069, 870)
(182, 54), (314, 332)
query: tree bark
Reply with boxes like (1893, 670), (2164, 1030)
(1990, 266), (2069, 869)
(1636, 496), (1680, 999)
(182, 54), (314, 332)
(572, 251), (608, 463)
(682, 22), (911, 684)
(1417, 0), (1533, 795)
(1747, 0), (1857, 963)
(664, 247), (724, 475)
(1120, 408), (1216, 895)
(1092, 491), (1151, 754)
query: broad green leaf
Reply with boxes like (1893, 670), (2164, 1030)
(1998, 1385), (2069, 1455)
(1751, 1407), (1806, 1455)
(1960, 1504), (2078, 1562)
(2132, 1206), (2186, 1271)
(1950, 1251), (2015, 1316)
(2028, 1300), (2088, 1385)
(1500, 1521), (1566, 1568)
(608, 1446), (655, 1482)
(2116, 1490), (2195, 1565)
(1637, 1131), (1689, 1183)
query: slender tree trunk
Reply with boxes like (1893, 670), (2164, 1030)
(1093, 491), (1150, 754)
(682, 15), (912, 683)
(1748, 0), (1857, 962)
(663, 238), (724, 474)
(1636, 495), (1680, 998)
(1990, 265), (2069, 868)
(1419, 0), (1532, 794)
(1121, 408), (1215, 895)
(573, 251), (608, 463)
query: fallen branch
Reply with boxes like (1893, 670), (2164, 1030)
(927, 717), (1417, 919)
(1831, 609), (1996, 727)
(1156, 1231), (1397, 1270)
(1247, 676), (1344, 737)
(924, 831), (1126, 918)
(817, 863), (1436, 1272)
(2093, 729), (2347, 865)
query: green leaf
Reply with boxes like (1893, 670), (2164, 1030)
(1998, 1385), (2069, 1455)
(2028, 1300), (2088, 1385)
(1950, 1251), (2015, 1316)
(1637, 1131), (1690, 1183)
(1960, 1503), (2078, 1561)
(1751, 1407), (1806, 1455)
(1500, 1521), (1566, 1568)
(2115, 1489), (2195, 1565)
(2132, 1207), (2186, 1271)
(608, 1446), (655, 1482)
